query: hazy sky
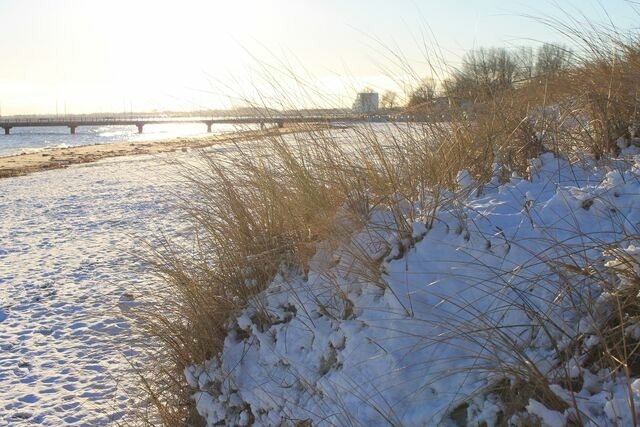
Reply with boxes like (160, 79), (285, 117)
(0, 0), (637, 115)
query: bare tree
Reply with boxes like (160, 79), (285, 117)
(513, 46), (535, 82)
(407, 78), (437, 107)
(441, 47), (521, 100)
(380, 91), (398, 109)
(535, 43), (574, 79)
(462, 48), (519, 93)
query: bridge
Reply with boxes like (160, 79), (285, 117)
(0, 115), (385, 135)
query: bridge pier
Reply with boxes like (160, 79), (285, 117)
(3, 127), (10, 135)
(136, 123), (144, 134)
(206, 121), (212, 133)
(70, 126), (77, 135)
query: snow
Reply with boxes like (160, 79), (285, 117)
(0, 127), (351, 425)
(186, 150), (640, 425)
(0, 152), (188, 425)
(3, 125), (640, 425)
(526, 399), (564, 427)
(0, 134), (305, 425)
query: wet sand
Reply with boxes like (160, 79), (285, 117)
(0, 126), (307, 179)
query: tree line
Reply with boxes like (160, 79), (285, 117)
(399, 43), (574, 108)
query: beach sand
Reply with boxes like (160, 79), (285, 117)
(0, 125), (309, 179)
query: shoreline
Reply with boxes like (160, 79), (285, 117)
(0, 125), (311, 179)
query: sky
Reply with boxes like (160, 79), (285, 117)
(0, 0), (638, 115)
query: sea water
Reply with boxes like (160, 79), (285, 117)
(0, 121), (257, 157)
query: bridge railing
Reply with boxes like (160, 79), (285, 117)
(0, 116), (274, 124)
(0, 117), (172, 123)
(0, 114), (394, 126)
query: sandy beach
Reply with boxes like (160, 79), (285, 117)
(0, 126), (307, 179)
(0, 147), (184, 424)
(0, 128), (308, 424)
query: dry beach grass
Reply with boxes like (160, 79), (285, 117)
(136, 9), (640, 426)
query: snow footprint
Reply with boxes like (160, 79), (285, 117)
(18, 394), (39, 404)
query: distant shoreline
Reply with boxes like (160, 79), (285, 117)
(0, 125), (311, 179)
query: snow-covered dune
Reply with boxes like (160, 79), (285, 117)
(187, 150), (640, 426)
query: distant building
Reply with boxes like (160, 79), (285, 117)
(352, 92), (379, 114)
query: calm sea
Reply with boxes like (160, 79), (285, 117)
(0, 121), (256, 157)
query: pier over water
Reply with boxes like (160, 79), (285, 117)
(0, 115), (383, 135)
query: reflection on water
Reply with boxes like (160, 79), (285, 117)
(0, 122), (258, 157)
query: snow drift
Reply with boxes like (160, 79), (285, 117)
(185, 150), (640, 426)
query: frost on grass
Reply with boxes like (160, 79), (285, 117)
(186, 152), (640, 426)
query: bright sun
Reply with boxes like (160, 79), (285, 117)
(49, 1), (277, 112)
